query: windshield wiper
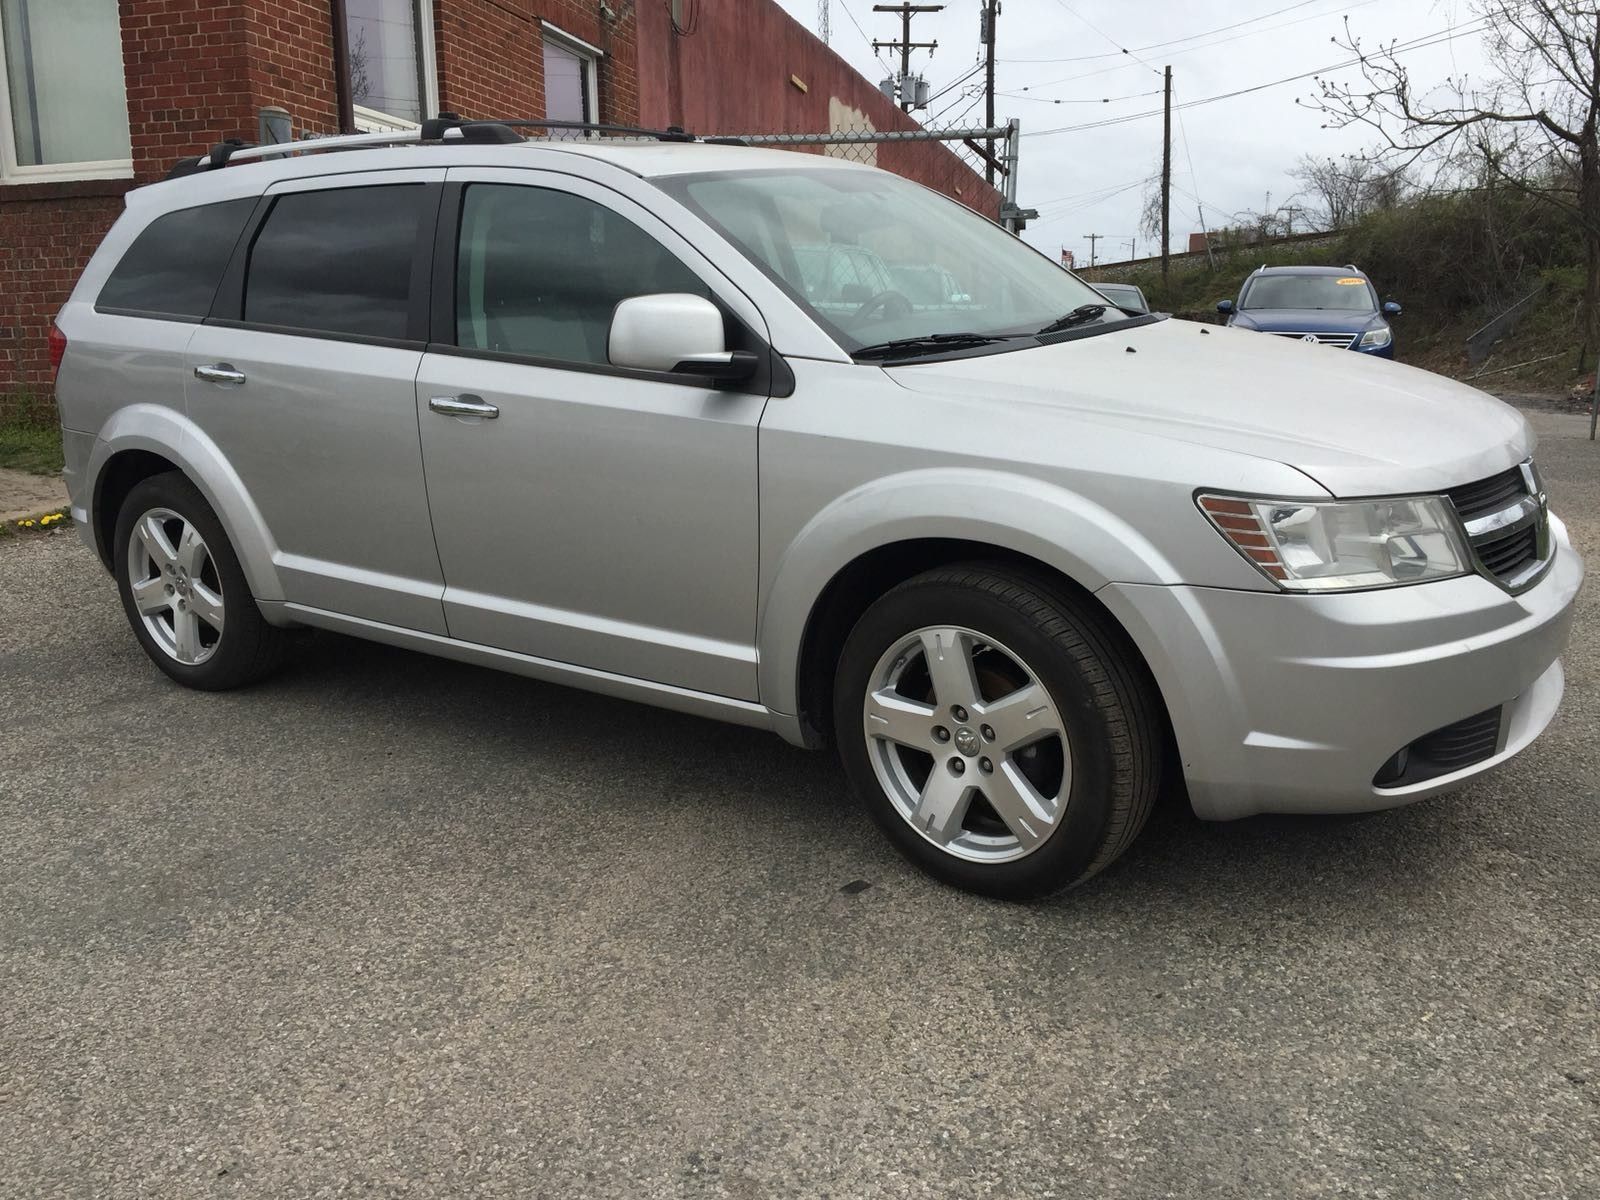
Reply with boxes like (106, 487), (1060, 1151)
(853, 332), (1020, 361)
(1035, 304), (1108, 336)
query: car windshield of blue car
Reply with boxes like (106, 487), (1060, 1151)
(1242, 275), (1377, 311)
(660, 167), (1133, 354)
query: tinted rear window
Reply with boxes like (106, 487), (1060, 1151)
(97, 199), (256, 320)
(244, 185), (424, 340)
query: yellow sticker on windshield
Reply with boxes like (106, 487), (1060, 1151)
(1336, 277), (1365, 285)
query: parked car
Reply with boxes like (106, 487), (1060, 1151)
(1217, 264), (1401, 357)
(1091, 282), (1149, 313)
(54, 121), (1581, 900)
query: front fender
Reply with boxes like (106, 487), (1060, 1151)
(87, 404), (284, 602)
(756, 467), (1181, 715)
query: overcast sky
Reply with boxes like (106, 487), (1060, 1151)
(771, 0), (1492, 265)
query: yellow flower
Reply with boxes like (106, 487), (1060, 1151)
(19, 520), (34, 527)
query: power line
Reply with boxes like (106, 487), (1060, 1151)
(1046, 0), (1164, 76)
(1002, 0), (1381, 90)
(837, 1), (893, 73)
(995, 87), (1163, 104)
(1001, 0), (1340, 64)
(1024, 17), (1495, 139)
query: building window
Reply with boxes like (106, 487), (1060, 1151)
(346, 0), (438, 131)
(542, 25), (600, 137)
(0, 0), (130, 183)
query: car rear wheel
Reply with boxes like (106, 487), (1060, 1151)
(833, 565), (1162, 899)
(114, 472), (288, 690)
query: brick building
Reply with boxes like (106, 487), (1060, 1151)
(0, 1), (999, 420)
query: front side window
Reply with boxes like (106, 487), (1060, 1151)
(245, 185), (425, 340)
(98, 199), (256, 320)
(661, 168), (1116, 352)
(1241, 275), (1377, 312)
(542, 31), (596, 137)
(345, 0), (435, 129)
(0, 0), (130, 180)
(455, 184), (709, 365)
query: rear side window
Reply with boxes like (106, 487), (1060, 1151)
(97, 199), (256, 320)
(244, 185), (424, 340)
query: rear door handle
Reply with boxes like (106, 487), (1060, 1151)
(194, 363), (246, 386)
(429, 394), (499, 419)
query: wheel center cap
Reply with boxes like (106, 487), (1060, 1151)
(953, 726), (981, 757)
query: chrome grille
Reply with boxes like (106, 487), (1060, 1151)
(1444, 461), (1551, 590)
(1268, 331), (1356, 348)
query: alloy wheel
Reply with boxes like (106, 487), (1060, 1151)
(862, 625), (1071, 863)
(126, 507), (225, 665)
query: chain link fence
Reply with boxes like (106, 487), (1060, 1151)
(702, 122), (1031, 231)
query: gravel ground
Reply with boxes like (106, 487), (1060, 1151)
(2, 400), (1597, 1199)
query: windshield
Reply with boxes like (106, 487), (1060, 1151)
(1241, 274), (1376, 311)
(658, 167), (1116, 351)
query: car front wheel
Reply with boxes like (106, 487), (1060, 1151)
(833, 565), (1162, 900)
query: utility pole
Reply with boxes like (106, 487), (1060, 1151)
(1160, 64), (1171, 288)
(981, 0), (998, 183)
(873, 3), (943, 111)
(1084, 233), (1102, 267)
(1126, 237), (1136, 260)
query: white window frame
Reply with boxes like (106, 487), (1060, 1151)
(540, 22), (601, 130)
(0, 1), (132, 184)
(350, 0), (439, 133)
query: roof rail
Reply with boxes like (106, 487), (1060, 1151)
(171, 114), (699, 176)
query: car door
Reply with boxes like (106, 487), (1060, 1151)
(415, 169), (771, 700)
(186, 170), (448, 634)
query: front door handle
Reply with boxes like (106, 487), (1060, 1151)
(194, 363), (246, 386)
(429, 394), (499, 419)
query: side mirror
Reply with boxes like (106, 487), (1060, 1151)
(1216, 299), (1235, 315)
(609, 293), (757, 382)
(1382, 300), (1402, 318)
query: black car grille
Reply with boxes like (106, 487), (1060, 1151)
(1445, 465), (1526, 522)
(1474, 523), (1541, 578)
(1374, 707), (1503, 787)
(1443, 463), (1549, 588)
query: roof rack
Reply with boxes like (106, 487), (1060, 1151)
(169, 115), (701, 177)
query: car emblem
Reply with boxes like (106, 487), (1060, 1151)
(1301, 334), (1319, 343)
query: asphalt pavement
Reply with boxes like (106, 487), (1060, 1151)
(2, 399), (1597, 1198)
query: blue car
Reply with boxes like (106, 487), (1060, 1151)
(1217, 265), (1402, 358)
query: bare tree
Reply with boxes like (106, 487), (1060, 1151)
(1311, 1), (1600, 367)
(1290, 154), (1412, 228)
(1137, 167), (1164, 247)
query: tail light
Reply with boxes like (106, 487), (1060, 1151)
(48, 323), (68, 379)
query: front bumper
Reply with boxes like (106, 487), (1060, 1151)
(1100, 516), (1583, 819)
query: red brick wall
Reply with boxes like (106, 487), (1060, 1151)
(122, 0), (254, 182)
(635, 0), (1004, 217)
(0, 187), (131, 420)
(434, 1), (638, 125)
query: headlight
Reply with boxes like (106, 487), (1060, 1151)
(1197, 494), (1471, 591)
(1359, 326), (1392, 349)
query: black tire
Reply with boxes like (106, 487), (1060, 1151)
(113, 471), (288, 690)
(833, 564), (1162, 900)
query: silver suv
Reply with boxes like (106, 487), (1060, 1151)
(54, 123), (1583, 899)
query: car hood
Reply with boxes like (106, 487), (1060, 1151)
(1230, 308), (1382, 333)
(886, 318), (1531, 496)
